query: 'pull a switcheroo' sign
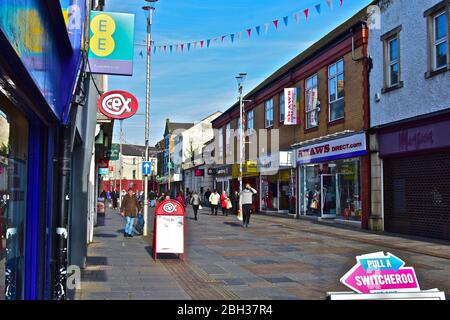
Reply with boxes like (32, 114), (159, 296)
(340, 252), (420, 294)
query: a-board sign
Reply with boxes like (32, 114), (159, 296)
(152, 200), (185, 260)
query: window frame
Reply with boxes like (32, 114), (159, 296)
(388, 37), (400, 87)
(225, 122), (231, 155)
(218, 127), (223, 160)
(246, 110), (254, 130)
(305, 74), (319, 129)
(265, 98), (274, 128)
(328, 59), (345, 122)
(425, 2), (450, 78)
(433, 11), (448, 71)
(279, 91), (285, 123)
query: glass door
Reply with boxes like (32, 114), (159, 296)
(321, 174), (337, 218)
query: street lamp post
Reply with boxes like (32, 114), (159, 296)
(236, 73), (247, 196)
(142, 0), (158, 237)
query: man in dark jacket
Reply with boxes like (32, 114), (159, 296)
(120, 188), (141, 237)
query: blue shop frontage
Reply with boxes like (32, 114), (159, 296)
(0, 0), (86, 299)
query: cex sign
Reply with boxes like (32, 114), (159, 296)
(97, 90), (138, 119)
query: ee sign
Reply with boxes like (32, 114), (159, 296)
(88, 11), (135, 76)
(98, 90), (138, 120)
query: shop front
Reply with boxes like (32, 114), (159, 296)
(210, 165), (232, 193)
(378, 115), (450, 241)
(231, 161), (259, 212)
(295, 132), (367, 226)
(259, 152), (296, 214)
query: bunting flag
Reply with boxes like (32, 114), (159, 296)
(273, 20), (279, 30)
(149, 0), (347, 55)
(315, 4), (321, 14)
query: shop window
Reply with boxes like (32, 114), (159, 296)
(0, 101), (29, 300)
(328, 60), (345, 122)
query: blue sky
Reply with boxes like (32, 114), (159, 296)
(107, 0), (372, 146)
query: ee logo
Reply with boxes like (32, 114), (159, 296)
(90, 14), (116, 57)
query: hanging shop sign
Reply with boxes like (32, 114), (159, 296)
(284, 88), (300, 125)
(153, 200), (186, 260)
(97, 90), (138, 119)
(98, 168), (109, 176)
(195, 169), (205, 177)
(88, 11), (135, 76)
(98, 158), (109, 168)
(106, 144), (120, 160)
(295, 132), (367, 165)
(340, 252), (420, 294)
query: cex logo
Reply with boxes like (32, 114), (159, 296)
(97, 90), (138, 119)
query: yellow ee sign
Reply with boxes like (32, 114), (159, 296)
(89, 14), (116, 57)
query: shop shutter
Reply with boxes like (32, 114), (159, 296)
(384, 151), (450, 240)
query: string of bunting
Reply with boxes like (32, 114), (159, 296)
(138, 0), (344, 56)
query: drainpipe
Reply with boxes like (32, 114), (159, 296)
(54, 125), (72, 300)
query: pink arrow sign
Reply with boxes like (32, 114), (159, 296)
(341, 264), (420, 294)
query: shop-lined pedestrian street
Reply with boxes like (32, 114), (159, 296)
(73, 207), (450, 300)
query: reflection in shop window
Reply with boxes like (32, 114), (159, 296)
(0, 102), (29, 300)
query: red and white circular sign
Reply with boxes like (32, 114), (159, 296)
(97, 90), (138, 119)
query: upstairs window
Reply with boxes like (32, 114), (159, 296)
(328, 59), (345, 122)
(265, 99), (274, 128)
(279, 91), (285, 123)
(305, 74), (319, 129)
(433, 11), (448, 70)
(247, 110), (254, 130)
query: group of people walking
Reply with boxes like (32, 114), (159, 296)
(109, 183), (258, 238)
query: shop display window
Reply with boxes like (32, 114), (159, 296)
(301, 158), (362, 221)
(0, 101), (29, 300)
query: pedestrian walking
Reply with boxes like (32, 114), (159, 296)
(112, 189), (119, 209)
(240, 183), (257, 228)
(209, 190), (220, 216)
(158, 192), (166, 203)
(220, 191), (230, 216)
(176, 192), (186, 208)
(190, 191), (201, 220)
(204, 188), (211, 208)
(120, 188), (141, 237)
(230, 190), (239, 215)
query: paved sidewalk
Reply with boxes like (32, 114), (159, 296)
(72, 210), (190, 300)
(74, 206), (450, 300)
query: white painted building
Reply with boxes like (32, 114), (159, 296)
(368, 0), (450, 240)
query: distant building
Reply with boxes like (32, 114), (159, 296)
(101, 144), (158, 193)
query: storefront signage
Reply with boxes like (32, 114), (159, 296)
(284, 88), (299, 125)
(259, 152), (294, 175)
(98, 168), (108, 176)
(379, 118), (450, 157)
(98, 158), (109, 168)
(295, 133), (367, 165)
(153, 200), (185, 260)
(195, 169), (205, 177)
(106, 144), (120, 160)
(97, 90), (138, 119)
(211, 165), (231, 176)
(340, 252), (420, 294)
(88, 11), (135, 76)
